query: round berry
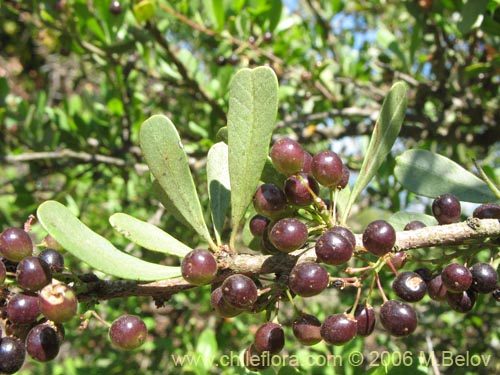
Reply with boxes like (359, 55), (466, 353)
(337, 165), (350, 189)
(181, 249), (217, 286)
(243, 344), (271, 371)
(0, 336), (26, 374)
(328, 226), (356, 248)
(292, 314), (322, 346)
(427, 274), (447, 301)
(109, 0), (122, 15)
(284, 173), (319, 206)
(403, 220), (426, 231)
(392, 271), (427, 302)
(16, 256), (52, 291)
(270, 138), (305, 175)
(109, 315), (147, 350)
(315, 232), (353, 265)
(253, 184), (288, 219)
(353, 304), (376, 337)
(432, 194), (461, 224)
(25, 323), (60, 362)
(38, 249), (65, 273)
(221, 274), (258, 309)
(210, 287), (243, 318)
(302, 151), (313, 174)
(414, 267), (433, 282)
(263, 31), (273, 42)
(379, 300), (418, 337)
(249, 215), (270, 237)
(389, 251), (408, 270)
(254, 322), (285, 354)
(269, 218), (308, 253)
(446, 289), (476, 313)
(441, 263), (472, 293)
(320, 313), (357, 345)
(6, 293), (41, 325)
(0, 228), (33, 262)
(469, 262), (498, 294)
(38, 283), (78, 323)
(311, 151), (343, 188)
(473, 203), (500, 219)
(288, 262), (329, 297)
(362, 220), (396, 256)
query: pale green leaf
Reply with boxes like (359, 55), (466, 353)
(389, 211), (438, 231)
(342, 82), (407, 222)
(140, 115), (214, 248)
(394, 150), (497, 203)
(207, 142), (231, 245)
(194, 328), (218, 373)
(109, 213), (192, 257)
(228, 67), (278, 244)
(37, 201), (181, 280)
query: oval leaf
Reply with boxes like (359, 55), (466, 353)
(394, 149), (497, 203)
(140, 115), (215, 248)
(109, 213), (192, 257)
(207, 142), (231, 245)
(342, 81), (407, 222)
(227, 67), (278, 242)
(389, 211), (438, 231)
(37, 201), (181, 280)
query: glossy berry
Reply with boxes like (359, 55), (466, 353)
(260, 229), (281, 255)
(380, 300), (418, 337)
(362, 220), (396, 256)
(109, 0), (122, 15)
(6, 293), (40, 325)
(109, 315), (147, 350)
(0, 228), (33, 262)
(215, 56), (226, 66)
(0, 336), (26, 374)
(432, 194), (461, 224)
(441, 263), (472, 293)
(210, 287), (243, 318)
(311, 151), (343, 188)
(469, 263), (498, 293)
(288, 262), (329, 297)
(254, 322), (285, 354)
(25, 323), (60, 362)
(16, 256), (52, 291)
(38, 249), (65, 273)
(473, 203), (500, 219)
(39, 283), (78, 323)
(292, 314), (322, 346)
(244, 344), (271, 371)
(253, 184), (288, 219)
(337, 165), (350, 189)
(284, 173), (319, 206)
(389, 251), (408, 270)
(269, 218), (308, 253)
(353, 304), (376, 337)
(181, 249), (217, 286)
(392, 271), (427, 302)
(302, 151), (313, 174)
(446, 289), (477, 313)
(315, 231), (353, 265)
(263, 31), (273, 42)
(249, 215), (270, 237)
(270, 138), (305, 175)
(227, 54), (239, 65)
(328, 226), (356, 248)
(414, 267), (433, 283)
(427, 275), (447, 301)
(221, 274), (258, 309)
(404, 220), (426, 231)
(320, 313), (357, 345)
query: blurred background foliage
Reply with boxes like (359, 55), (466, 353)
(0, 0), (499, 374)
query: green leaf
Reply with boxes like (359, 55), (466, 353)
(207, 142), (231, 245)
(133, 0), (155, 23)
(389, 211), (438, 231)
(140, 115), (215, 248)
(195, 328), (217, 374)
(277, 366), (303, 375)
(458, 0), (489, 34)
(394, 150), (498, 203)
(211, 0), (225, 30)
(37, 201), (181, 281)
(227, 67), (278, 245)
(109, 213), (192, 258)
(268, 0), (283, 32)
(342, 82), (407, 222)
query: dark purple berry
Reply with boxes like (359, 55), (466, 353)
(253, 184), (288, 219)
(215, 56), (226, 66)
(210, 287), (243, 318)
(16, 256), (52, 291)
(284, 173), (319, 206)
(362, 220), (396, 256)
(254, 322), (285, 354)
(25, 323), (60, 362)
(288, 262), (329, 297)
(109, 315), (147, 350)
(38, 249), (65, 273)
(473, 203), (500, 219)
(392, 271), (427, 302)
(227, 54), (239, 65)
(244, 344), (271, 371)
(6, 293), (40, 325)
(337, 165), (350, 189)
(270, 138), (305, 175)
(432, 194), (461, 224)
(315, 232), (353, 265)
(302, 151), (313, 174)
(469, 262), (498, 293)
(427, 275), (447, 301)
(380, 300), (418, 337)
(260, 229), (281, 255)
(263, 31), (273, 42)
(446, 289), (477, 313)
(109, 0), (122, 15)
(353, 304), (376, 337)
(269, 218), (308, 253)
(328, 226), (356, 248)
(320, 313), (357, 345)
(0, 228), (33, 262)
(39, 283), (78, 323)
(181, 249), (217, 286)
(311, 151), (343, 188)
(0, 336), (26, 374)
(389, 251), (408, 270)
(221, 274), (258, 309)
(249, 215), (270, 237)
(441, 263), (472, 293)
(404, 221), (426, 230)
(292, 314), (322, 346)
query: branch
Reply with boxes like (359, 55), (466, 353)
(76, 218), (500, 302)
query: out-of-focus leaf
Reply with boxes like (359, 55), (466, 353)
(458, 0), (489, 34)
(389, 212), (438, 231)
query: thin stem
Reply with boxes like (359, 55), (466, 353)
(375, 273), (389, 303)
